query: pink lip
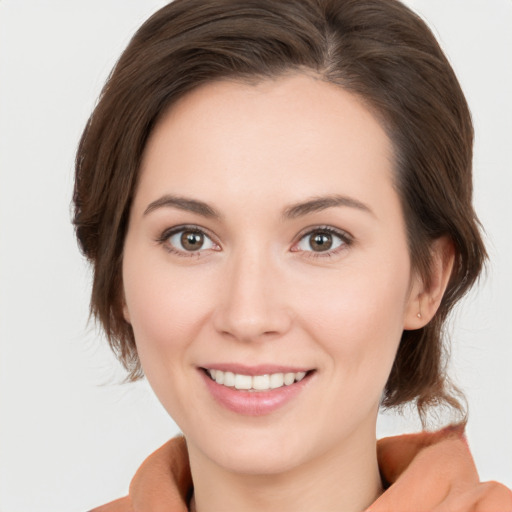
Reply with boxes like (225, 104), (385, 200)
(199, 367), (314, 416)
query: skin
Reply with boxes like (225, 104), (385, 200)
(122, 74), (453, 512)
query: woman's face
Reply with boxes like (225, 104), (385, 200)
(122, 74), (422, 474)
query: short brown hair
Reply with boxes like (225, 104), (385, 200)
(73, 0), (486, 422)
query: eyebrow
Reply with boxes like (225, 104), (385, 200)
(143, 193), (373, 220)
(282, 195), (374, 219)
(144, 195), (221, 218)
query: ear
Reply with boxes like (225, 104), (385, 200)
(403, 236), (455, 330)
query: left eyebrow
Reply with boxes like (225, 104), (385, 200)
(282, 195), (374, 220)
(143, 194), (221, 219)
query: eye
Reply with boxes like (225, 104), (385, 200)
(159, 226), (219, 255)
(294, 227), (350, 255)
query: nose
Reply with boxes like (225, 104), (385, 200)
(212, 247), (293, 342)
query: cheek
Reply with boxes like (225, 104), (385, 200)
(122, 250), (222, 422)
(296, 256), (410, 390)
(122, 251), (215, 364)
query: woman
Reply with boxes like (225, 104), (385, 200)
(72, 0), (512, 510)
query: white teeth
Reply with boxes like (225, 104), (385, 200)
(284, 372), (295, 386)
(269, 373), (284, 389)
(295, 371), (306, 382)
(224, 371), (235, 387)
(234, 374), (252, 390)
(207, 369), (309, 391)
(252, 374), (270, 390)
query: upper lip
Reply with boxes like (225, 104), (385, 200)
(199, 363), (313, 376)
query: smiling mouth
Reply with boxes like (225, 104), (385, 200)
(202, 368), (312, 392)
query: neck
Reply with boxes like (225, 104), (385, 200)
(188, 428), (383, 512)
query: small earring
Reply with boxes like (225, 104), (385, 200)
(417, 302), (422, 319)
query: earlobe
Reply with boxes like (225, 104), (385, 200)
(123, 304), (131, 323)
(122, 291), (131, 324)
(404, 237), (455, 330)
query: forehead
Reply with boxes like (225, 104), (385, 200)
(136, 73), (395, 213)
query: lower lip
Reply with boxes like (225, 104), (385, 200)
(200, 370), (313, 416)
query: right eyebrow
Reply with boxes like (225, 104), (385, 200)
(143, 194), (221, 219)
(282, 194), (374, 220)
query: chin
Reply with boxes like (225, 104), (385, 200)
(188, 421), (318, 476)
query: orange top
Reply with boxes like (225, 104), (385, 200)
(90, 427), (512, 512)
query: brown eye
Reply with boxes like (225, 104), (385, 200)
(181, 231), (204, 251)
(167, 228), (216, 253)
(295, 228), (347, 254)
(309, 233), (333, 252)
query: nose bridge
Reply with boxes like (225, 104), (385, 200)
(213, 241), (291, 341)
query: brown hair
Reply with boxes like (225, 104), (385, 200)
(73, 0), (486, 422)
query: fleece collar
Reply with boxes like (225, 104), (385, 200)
(91, 427), (512, 512)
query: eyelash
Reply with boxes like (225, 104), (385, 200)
(156, 225), (353, 259)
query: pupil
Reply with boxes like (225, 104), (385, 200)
(181, 231), (203, 251)
(311, 233), (332, 251)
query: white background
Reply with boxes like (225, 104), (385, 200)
(0, 1), (511, 510)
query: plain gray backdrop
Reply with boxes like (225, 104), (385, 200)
(1, 1), (511, 510)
